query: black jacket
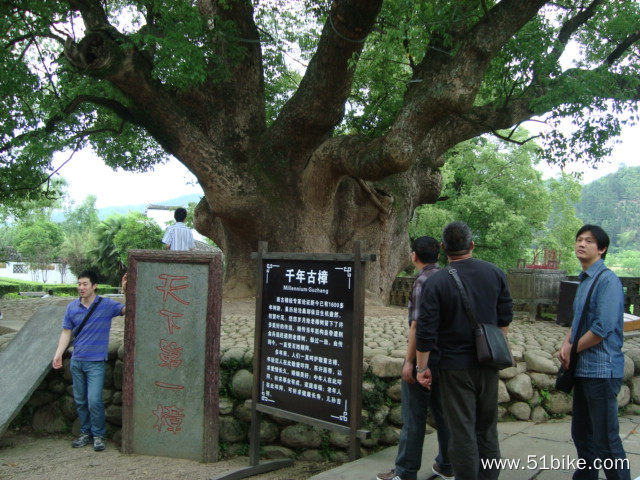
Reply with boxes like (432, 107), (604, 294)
(415, 257), (513, 369)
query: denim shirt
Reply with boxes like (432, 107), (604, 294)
(571, 259), (624, 378)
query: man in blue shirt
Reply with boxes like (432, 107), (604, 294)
(52, 270), (126, 452)
(558, 225), (630, 480)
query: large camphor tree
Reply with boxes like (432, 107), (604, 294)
(2, 0), (639, 299)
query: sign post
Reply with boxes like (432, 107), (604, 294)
(122, 250), (222, 463)
(213, 242), (373, 480)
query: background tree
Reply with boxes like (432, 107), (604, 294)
(532, 173), (584, 273)
(577, 165), (640, 247)
(2, 1), (640, 300)
(59, 231), (99, 278)
(409, 136), (553, 271)
(112, 212), (164, 265)
(92, 215), (126, 285)
(91, 212), (163, 284)
(62, 195), (100, 235)
(59, 195), (101, 277)
(13, 217), (64, 282)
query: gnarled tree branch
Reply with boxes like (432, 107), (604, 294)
(268, 0), (383, 161)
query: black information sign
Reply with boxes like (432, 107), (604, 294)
(258, 259), (354, 426)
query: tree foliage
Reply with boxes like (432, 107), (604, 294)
(13, 217), (64, 279)
(409, 137), (577, 270)
(577, 165), (640, 247)
(532, 173), (583, 272)
(112, 212), (164, 264)
(62, 195), (100, 235)
(2, 0), (640, 298)
(92, 215), (127, 285)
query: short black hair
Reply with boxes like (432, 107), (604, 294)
(174, 207), (187, 222)
(47, 289), (53, 295)
(411, 236), (439, 264)
(576, 224), (610, 260)
(77, 270), (98, 285)
(442, 221), (473, 254)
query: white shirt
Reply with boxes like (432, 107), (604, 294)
(162, 222), (195, 251)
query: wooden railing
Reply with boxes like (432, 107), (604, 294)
(390, 274), (640, 315)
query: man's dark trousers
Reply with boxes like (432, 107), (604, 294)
(571, 377), (630, 480)
(439, 367), (500, 480)
(393, 369), (452, 480)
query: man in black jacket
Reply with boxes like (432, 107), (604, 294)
(416, 221), (512, 480)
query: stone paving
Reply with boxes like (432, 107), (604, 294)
(3, 295), (640, 366)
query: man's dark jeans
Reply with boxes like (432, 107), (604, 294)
(439, 367), (500, 480)
(394, 370), (452, 480)
(571, 377), (630, 480)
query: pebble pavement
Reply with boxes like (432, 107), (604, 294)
(3, 296), (640, 360)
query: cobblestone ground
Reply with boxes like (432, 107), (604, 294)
(2, 296), (640, 480)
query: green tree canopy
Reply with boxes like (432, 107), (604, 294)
(533, 173), (584, 272)
(2, 1), (640, 299)
(577, 165), (640, 247)
(112, 212), (164, 264)
(409, 137), (553, 270)
(92, 215), (126, 285)
(62, 195), (100, 236)
(13, 217), (64, 277)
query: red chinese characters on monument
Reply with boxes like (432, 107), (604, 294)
(159, 309), (184, 334)
(152, 404), (185, 434)
(156, 274), (191, 305)
(152, 273), (191, 432)
(158, 339), (183, 369)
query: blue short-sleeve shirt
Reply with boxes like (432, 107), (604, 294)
(571, 259), (625, 378)
(63, 296), (124, 361)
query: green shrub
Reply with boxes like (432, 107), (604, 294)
(0, 277), (120, 298)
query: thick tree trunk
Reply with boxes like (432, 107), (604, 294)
(193, 159), (442, 302)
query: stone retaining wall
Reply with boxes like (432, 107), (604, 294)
(11, 319), (640, 462)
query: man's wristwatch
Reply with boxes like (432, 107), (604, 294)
(416, 366), (429, 374)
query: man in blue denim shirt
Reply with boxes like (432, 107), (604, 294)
(558, 225), (630, 480)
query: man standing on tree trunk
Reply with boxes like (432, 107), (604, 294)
(415, 221), (512, 480)
(377, 236), (453, 480)
(52, 270), (126, 452)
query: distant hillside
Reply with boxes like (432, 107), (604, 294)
(51, 193), (202, 222)
(577, 165), (640, 248)
(96, 193), (202, 219)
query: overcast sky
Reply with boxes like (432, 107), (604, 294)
(51, 150), (203, 209)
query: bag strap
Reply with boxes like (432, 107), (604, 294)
(72, 296), (103, 344)
(569, 268), (609, 360)
(446, 265), (481, 329)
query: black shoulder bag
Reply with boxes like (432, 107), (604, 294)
(447, 266), (515, 370)
(71, 296), (103, 345)
(555, 269), (608, 393)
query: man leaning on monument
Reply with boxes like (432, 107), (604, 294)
(415, 221), (512, 480)
(557, 225), (630, 480)
(52, 270), (127, 452)
(162, 207), (195, 251)
(376, 236), (453, 480)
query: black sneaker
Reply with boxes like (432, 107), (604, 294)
(93, 436), (106, 451)
(71, 433), (92, 448)
(432, 463), (455, 480)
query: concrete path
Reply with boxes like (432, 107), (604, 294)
(0, 305), (66, 436)
(309, 416), (640, 480)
